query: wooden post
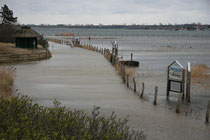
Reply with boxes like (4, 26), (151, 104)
(186, 62), (191, 103)
(176, 92), (182, 113)
(116, 46), (118, 56)
(110, 53), (112, 63)
(140, 82), (145, 99)
(153, 86), (158, 105)
(131, 53), (133, 61)
(206, 101), (210, 123)
(127, 74), (129, 88)
(133, 77), (136, 92)
(112, 54), (115, 65)
(123, 68), (126, 83)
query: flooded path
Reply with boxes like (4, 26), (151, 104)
(13, 42), (210, 140)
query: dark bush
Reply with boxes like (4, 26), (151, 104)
(0, 95), (146, 140)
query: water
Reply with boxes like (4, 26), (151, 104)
(12, 42), (210, 140)
(33, 27), (210, 121)
(12, 28), (210, 139)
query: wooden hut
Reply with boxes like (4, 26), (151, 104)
(15, 26), (42, 49)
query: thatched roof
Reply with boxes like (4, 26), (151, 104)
(16, 26), (42, 38)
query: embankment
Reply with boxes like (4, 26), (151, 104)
(0, 43), (51, 64)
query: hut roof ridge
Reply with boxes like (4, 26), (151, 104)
(16, 26), (42, 38)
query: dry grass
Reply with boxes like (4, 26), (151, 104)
(191, 64), (210, 88)
(0, 43), (51, 64)
(104, 52), (111, 61)
(47, 39), (61, 44)
(82, 45), (94, 51)
(125, 67), (136, 77)
(0, 43), (44, 54)
(0, 67), (15, 98)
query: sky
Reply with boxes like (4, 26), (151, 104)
(0, 0), (210, 25)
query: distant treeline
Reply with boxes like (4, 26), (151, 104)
(28, 24), (210, 31)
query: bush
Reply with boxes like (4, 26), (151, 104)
(0, 95), (146, 140)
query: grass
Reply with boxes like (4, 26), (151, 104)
(0, 67), (15, 98)
(0, 43), (51, 64)
(47, 38), (62, 44)
(191, 64), (210, 88)
(191, 64), (210, 82)
(0, 43), (45, 55)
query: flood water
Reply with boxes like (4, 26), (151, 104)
(12, 28), (210, 139)
(11, 42), (210, 140)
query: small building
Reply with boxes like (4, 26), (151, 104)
(15, 26), (42, 49)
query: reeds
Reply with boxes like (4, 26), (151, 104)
(0, 67), (15, 98)
(191, 64), (210, 83)
(0, 43), (45, 54)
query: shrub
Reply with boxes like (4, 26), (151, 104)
(0, 95), (146, 140)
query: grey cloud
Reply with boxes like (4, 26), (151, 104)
(1, 0), (209, 24)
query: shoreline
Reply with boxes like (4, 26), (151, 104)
(0, 43), (52, 64)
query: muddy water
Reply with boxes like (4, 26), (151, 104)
(13, 42), (210, 140)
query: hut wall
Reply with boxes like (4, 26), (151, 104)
(16, 37), (37, 49)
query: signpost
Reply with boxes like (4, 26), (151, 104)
(166, 60), (185, 100)
(186, 62), (191, 103)
(111, 41), (118, 64)
(88, 36), (91, 46)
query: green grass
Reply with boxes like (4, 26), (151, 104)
(0, 95), (146, 140)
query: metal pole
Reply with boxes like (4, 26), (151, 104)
(186, 62), (191, 103)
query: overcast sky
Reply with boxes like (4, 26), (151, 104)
(0, 0), (209, 25)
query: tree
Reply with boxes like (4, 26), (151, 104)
(0, 4), (17, 25)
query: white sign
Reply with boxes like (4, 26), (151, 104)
(170, 81), (181, 93)
(168, 60), (184, 81)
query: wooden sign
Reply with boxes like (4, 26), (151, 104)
(167, 60), (185, 99)
(168, 60), (184, 81)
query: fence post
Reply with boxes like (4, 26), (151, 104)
(206, 101), (210, 123)
(176, 92), (182, 113)
(131, 53), (133, 61)
(123, 68), (126, 83)
(140, 82), (145, 99)
(153, 86), (158, 105)
(133, 77), (136, 92)
(127, 74), (129, 88)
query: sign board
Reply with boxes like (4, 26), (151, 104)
(168, 60), (184, 81)
(170, 81), (182, 93)
(167, 60), (185, 97)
